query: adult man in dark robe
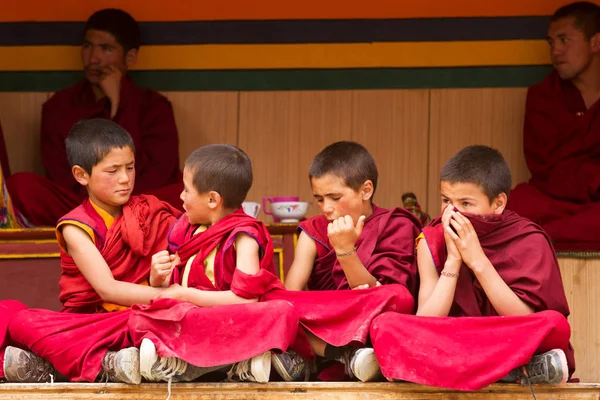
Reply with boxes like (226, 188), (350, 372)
(7, 8), (182, 226)
(508, 1), (600, 251)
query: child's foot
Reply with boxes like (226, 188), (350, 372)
(3, 346), (58, 383)
(517, 349), (568, 385)
(101, 347), (141, 384)
(272, 350), (310, 382)
(139, 338), (222, 382)
(340, 347), (382, 382)
(226, 351), (271, 383)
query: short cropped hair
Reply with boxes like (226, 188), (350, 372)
(440, 145), (511, 203)
(185, 144), (253, 209)
(66, 119), (135, 175)
(84, 9), (141, 51)
(551, 1), (600, 38)
(309, 141), (378, 196)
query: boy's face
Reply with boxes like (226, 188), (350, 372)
(86, 146), (135, 213)
(547, 17), (598, 81)
(181, 167), (211, 225)
(440, 181), (505, 215)
(310, 173), (371, 222)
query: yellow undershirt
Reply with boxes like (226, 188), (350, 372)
(181, 225), (217, 287)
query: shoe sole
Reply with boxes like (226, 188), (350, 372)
(271, 353), (293, 382)
(351, 348), (383, 382)
(250, 351), (272, 383)
(553, 349), (569, 385)
(139, 338), (158, 382)
(115, 347), (141, 385)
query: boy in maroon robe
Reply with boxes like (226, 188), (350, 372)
(507, 2), (600, 251)
(130, 144), (302, 384)
(7, 8), (183, 226)
(2, 119), (180, 384)
(371, 145), (573, 390)
(272, 141), (420, 382)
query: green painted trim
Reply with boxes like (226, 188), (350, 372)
(0, 66), (552, 92)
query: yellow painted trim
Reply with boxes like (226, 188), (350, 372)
(0, 228), (55, 234)
(0, 253), (60, 259)
(0, 239), (58, 244)
(0, 40), (551, 71)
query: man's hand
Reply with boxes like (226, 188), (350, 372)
(98, 65), (122, 118)
(327, 215), (365, 255)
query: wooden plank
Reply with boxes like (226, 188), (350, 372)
(558, 256), (600, 383)
(1, 382), (599, 400)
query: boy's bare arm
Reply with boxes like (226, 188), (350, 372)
(328, 215), (378, 288)
(62, 224), (164, 306)
(156, 233), (261, 306)
(448, 211), (534, 316)
(284, 231), (317, 290)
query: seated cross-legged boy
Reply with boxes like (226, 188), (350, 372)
(2, 119), (180, 384)
(268, 141), (420, 382)
(127, 144), (301, 383)
(370, 145), (574, 390)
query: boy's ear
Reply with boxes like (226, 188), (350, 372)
(125, 48), (138, 69)
(591, 32), (600, 53)
(492, 193), (507, 214)
(361, 180), (374, 201)
(72, 165), (90, 186)
(207, 190), (222, 209)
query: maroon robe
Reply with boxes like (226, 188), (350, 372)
(507, 70), (600, 251)
(370, 210), (574, 390)
(299, 204), (421, 296)
(127, 209), (301, 367)
(6, 77), (183, 226)
(4, 195), (180, 381)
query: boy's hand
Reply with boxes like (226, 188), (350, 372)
(442, 206), (463, 270)
(352, 281), (382, 290)
(447, 211), (488, 272)
(98, 65), (122, 118)
(150, 250), (177, 287)
(327, 215), (366, 255)
(154, 284), (188, 301)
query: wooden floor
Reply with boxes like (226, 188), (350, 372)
(0, 382), (599, 400)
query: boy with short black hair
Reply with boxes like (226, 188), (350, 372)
(275, 141), (420, 382)
(371, 145), (573, 390)
(2, 119), (179, 384)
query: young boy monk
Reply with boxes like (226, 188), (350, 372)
(2, 119), (179, 384)
(370, 145), (574, 390)
(269, 141), (420, 382)
(126, 144), (301, 383)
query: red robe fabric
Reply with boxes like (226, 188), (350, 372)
(127, 209), (302, 367)
(299, 204), (421, 297)
(507, 70), (600, 251)
(0, 300), (28, 379)
(0, 122), (11, 177)
(6, 76), (183, 226)
(370, 210), (574, 390)
(58, 195), (180, 313)
(4, 195), (179, 381)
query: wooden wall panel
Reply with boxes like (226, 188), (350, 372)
(238, 91), (353, 222)
(351, 90), (429, 210)
(427, 88), (530, 216)
(162, 92), (239, 169)
(0, 92), (49, 175)
(558, 257), (600, 382)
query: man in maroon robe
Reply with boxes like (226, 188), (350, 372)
(371, 145), (573, 390)
(507, 1), (600, 251)
(6, 8), (183, 226)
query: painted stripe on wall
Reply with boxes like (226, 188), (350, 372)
(3, 0), (594, 21)
(0, 17), (550, 46)
(0, 41), (551, 71)
(0, 66), (553, 92)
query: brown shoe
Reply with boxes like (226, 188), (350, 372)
(3, 346), (58, 383)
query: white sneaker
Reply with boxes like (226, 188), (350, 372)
(101, 347), (141, 384)
(348, 348), (383, 382)
(139, 338), (223, 382)
(227, 352), (271, 383)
